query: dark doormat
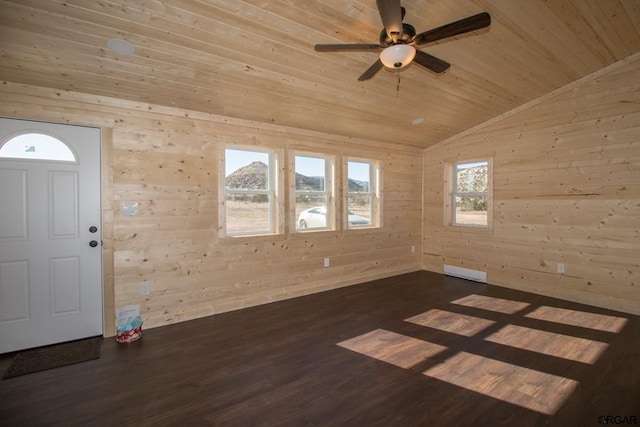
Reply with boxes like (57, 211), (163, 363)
(2, 336), (102, 379)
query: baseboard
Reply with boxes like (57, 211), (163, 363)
(443, 264), (487, 283)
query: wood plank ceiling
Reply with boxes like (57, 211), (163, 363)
(1, 0), (639, 149)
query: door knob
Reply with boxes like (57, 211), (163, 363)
(89, 240), (99, 247)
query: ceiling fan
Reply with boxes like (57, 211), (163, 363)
(314, 0), (491, 81)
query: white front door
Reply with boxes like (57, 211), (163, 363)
(0, 117), (103, 353)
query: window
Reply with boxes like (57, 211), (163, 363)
(346, 159), (379, 228)
(0, 133), (76, 162)
(294, 154), (333, 231)
(223, 147), (277, 236)
(451, 160), (491, 227)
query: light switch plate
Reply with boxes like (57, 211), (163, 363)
(122, 202), (139, 216)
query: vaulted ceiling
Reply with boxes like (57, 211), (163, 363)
(1, 0), (639, 148)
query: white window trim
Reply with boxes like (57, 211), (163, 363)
(292, 152), (335, 232)
(345, 158), (381, 229)
(448, 158), (492, 229)
(220, 146), (280, 237)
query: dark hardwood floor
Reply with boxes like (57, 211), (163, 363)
(1, 271), (639, 426)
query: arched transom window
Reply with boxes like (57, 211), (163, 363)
(0, 132), (76, 162)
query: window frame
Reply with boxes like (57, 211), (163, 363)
(221, 145), (280, 238)
(292, 152), (335, 232)
(345, 158), (381, 229)
(446, 158), (493, 229)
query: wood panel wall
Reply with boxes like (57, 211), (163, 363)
(422, 53), (640, 315)
(0, 82), (423, 334)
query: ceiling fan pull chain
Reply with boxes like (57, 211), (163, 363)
(396, 72), (401, 95)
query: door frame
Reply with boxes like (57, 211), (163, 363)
(99, 126), (116, 337)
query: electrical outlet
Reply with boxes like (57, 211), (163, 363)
(411, 245), (416, 254)
(141, 282), (150, 295)
(324, 257), (330, 268)
(557, 263), (565, 274)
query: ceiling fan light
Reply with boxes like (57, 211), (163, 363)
(379, 44), (416, 69)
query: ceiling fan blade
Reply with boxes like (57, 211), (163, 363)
(414, 12), (491, 45)
(358, 59), (384, 81)
(413, 50), (450, 74)
(315, 43), (381, 52)
(376, 0), (403, 42)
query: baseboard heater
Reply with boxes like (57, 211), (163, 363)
(443, 264), (487, 283)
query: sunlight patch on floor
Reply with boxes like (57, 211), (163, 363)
(485, 324), (608, 364)
(337, 329), (447, 369)
(423, 352), (579, 415)
(337, 293), (627, 415)
(405, 309), (496, 336)
(525, 306), (628, 333)
(450, 294), (530, 314)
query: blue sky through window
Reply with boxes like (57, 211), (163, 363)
(295, 155), (325, 177)
(225, 148), (269, 177)
(457, 161), (487, 171)
(348, 161), (371, 183)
